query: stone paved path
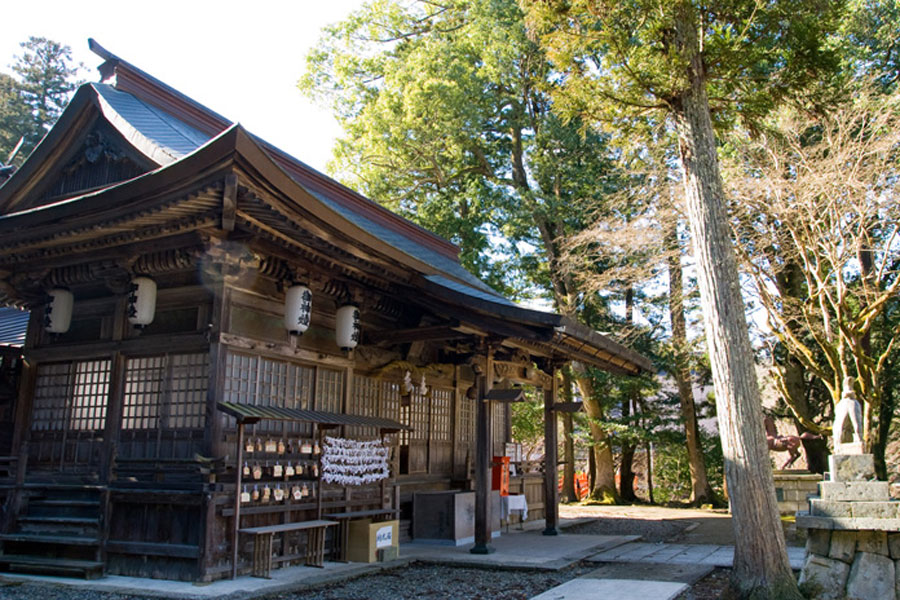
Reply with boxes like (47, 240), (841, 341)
(528, 542), (807, 599)
(586, 541), (806, 569)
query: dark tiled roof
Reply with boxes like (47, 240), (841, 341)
(0, 307), (28, 347)
(93, 83), (211, 162)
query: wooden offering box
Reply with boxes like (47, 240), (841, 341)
(346, 519), (399, 563)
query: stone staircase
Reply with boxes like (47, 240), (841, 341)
(0, 482), (105, 579)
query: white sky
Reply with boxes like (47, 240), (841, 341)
(1, 0), (365, 172)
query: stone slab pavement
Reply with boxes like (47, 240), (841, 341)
(587, 541), (806, 570)
(528, 578), (688, 600)
(404, 532), (641, 570)
(526, 555), (713, 600)
(0, 560), (409, 600)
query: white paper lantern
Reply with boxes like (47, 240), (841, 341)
(127, 277), (157, 328)
(45, 288), (74, 333)
(284, 285), (312, 335)
(335, 304), (360, 351)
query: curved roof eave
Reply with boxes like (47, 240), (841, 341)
(0, 85), (97, 213)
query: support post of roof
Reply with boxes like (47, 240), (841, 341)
(470, 347), (495, 555)
(543, 365), (560, 536)
(231, 420), (246, 579)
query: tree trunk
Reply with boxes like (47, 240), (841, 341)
(871, 314), (895, 480)
(666, 225), (715, 505)
(671, 4), (800, 598)
(574, 363), (619, 503)
(533, 213), (618, 503)
(560, 368), (578, 503)
(618, 286), (637, 502)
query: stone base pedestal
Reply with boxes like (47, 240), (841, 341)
(798, 453), (899, 599)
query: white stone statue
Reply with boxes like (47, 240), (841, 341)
(833, 376), (863, 454)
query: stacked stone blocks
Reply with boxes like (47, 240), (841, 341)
(774, 471), (824, 515)
(797, 453), (900, 600)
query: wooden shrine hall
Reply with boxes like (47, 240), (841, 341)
(0, 39), (651, 581)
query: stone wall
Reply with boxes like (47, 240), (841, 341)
(773, 471), (822, 515)
(799, 528), (899, 599)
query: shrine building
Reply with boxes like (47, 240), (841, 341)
(0, 40), (651, 581)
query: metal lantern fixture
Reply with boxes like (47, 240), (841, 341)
(335, 304), (360, 351)
(45, 288), (74, 333)
(284, 284), (312, 335)
(127, 277), (157, 328)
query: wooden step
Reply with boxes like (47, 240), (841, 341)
(0, 533), (100, 546)
(0, 554), (104, 579)
(23, 482), (103, 490)
(30, 499), (100, 507)
(19, 516), (99, 526)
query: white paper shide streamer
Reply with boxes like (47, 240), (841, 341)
(322, 436), (390, 486)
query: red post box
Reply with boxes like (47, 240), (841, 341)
(492, 456), (510, 496)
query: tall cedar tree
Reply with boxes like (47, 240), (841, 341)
(1, 37), (80, 164)
(302, 0), (629, 502)
(526, 0), (842, 596)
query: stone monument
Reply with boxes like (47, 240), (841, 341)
(796, 378), (899, 600)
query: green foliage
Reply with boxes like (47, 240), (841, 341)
(301, 0), (619, 299)
(510, 388), (544, 454)
(839, 0), (900, 90)
(0, 73), (31, 163)
(651, 424), (725, 505)
(525, 0), (845, 132)
(0, 37), (81, 164)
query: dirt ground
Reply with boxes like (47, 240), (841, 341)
(560, 503), (804, 546)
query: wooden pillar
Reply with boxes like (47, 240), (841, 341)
(200, 241), (234, 580)
(230, 421), (245, 579)
(470, 348), (494, 554)
(5, 309), (42, 533)
(543, 367), (560, 536)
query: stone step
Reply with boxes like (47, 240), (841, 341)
(810, 499), (899, 519)
(829, 454), (875, 482)
(819, 480), (890, 502)
(0, 554), (104, 579)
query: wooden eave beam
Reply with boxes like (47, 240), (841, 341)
(366, 322), (467, 345)
(1, 231), (206, 274)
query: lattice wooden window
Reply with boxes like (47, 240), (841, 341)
(222, 351), (317, 435)
(410, 392), (429, 442)
(347, 375), (375, 437)
(399, 405), (411, 446)
(381, 380), (400, 422)
(168, 353), (208, 428)
(457, 389), (476, 444)
(32, 360), (110, 432)
(32, 363), (72, 431)
(492, 400), (507, 450)
(122, 353), (208, 430)
(430, 388), (452, 442)
(122, 356), (163, 429)
(315, 367), (343, 412)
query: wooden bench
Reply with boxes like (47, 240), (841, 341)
(325, 508), (398, 562)
(239, 520), (336, 578)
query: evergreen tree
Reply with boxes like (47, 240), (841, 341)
(1, 37), (80, 164)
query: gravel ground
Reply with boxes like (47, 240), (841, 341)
(0, 563), (598, 600)
(674, 568), (733, 599)
(269, 563), (598, 600)
(0, 581), (147, 600)
(564, 516), (691, 542)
